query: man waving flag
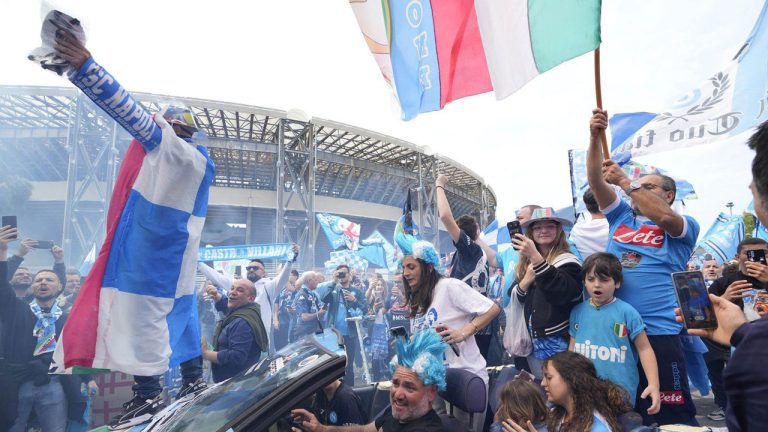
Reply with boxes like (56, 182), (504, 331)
(34, 12), (214, 377)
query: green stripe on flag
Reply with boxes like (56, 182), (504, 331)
(528, 0), (601, 73)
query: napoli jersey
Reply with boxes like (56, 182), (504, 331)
(603, 198), (699, 335)
(570, 298), (645, 403)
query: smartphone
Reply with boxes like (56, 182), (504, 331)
(746, 249), (767, 264)
(32, 240), (54, 249)
(390, 326), (409, 342)
(507, 220), (522, 239)
(1, 216), (17, 239)
(671, 271), (718, 329)
(234, 265), (242, 276)
(435, 324), (461, 357)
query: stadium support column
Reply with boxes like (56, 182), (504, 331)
(62, 94), (120, 268)
(275, 117), (316, 269)
(416, 153), (439, 248)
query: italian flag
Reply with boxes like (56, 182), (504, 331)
(475, 0), (602, 99)
(614, 323), (628, 337)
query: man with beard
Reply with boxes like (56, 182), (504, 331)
(292, 329), (447, 431)
(702, 255), (721, 287)
(7, 239), (66, 302)
(246, 244), (299, 353)
(0, 227), (93, 432)
(56, 268), (82, 314)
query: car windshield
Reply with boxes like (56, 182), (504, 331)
(144, 330), (344, 432)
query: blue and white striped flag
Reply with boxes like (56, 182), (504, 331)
(696, 213), (745, 264)
(480, 219), (512, 254)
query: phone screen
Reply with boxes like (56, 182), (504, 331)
(671, 271), (717, 329)
(746, 249), (767, 264)
(2, 216), (17, 239)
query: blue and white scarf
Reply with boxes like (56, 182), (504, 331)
(30, 301), (62, 356)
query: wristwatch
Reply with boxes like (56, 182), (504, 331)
(624, 179), (642, 195)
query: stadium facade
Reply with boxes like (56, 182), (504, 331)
(0, 86), (496, 270)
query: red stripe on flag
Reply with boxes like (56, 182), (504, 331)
(431, 0), (493, 108)
(61, 139), (146, 369)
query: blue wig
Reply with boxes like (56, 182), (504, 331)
(389, 328), (448, 390)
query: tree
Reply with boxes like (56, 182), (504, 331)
(743, 211), (756, 238)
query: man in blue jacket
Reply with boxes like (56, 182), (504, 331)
(204, 278), (268, 382)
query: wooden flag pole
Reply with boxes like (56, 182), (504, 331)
(594, 47), (611, 160)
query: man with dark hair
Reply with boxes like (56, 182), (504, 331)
(316, 264), (367, 386)
(569, 188), (609, 259)
(589, 109), (700, 425)
(246, 244), (300, 353)
(435, 174), (492, 358)
(273, 268), (301, 350)
(57, 268), (82, 313)
(7, 239), (66, 302)
(680, 120), (768, 431)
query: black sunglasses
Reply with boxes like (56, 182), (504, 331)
(246, 266), (264, 271)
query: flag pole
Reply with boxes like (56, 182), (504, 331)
(594, 47), (611, 160)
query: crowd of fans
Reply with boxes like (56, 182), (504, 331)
(2, 21), (768, 431)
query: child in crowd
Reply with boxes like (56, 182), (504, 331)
(568, 253), (661, 414)
(491, 378), (549, 432)
(543, 351), (632, 432)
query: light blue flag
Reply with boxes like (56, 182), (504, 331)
(610, 1), (768, 157)
(696, 213), (745, 264)
(754, 218), (768, 241)
(356, 230), (399, 271)
(316, 213), (361, 250)
(389, 0), (441, 120)
(480, 219), (512, 253)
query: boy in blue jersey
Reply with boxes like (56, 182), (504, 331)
(588, 109), (700, 426)
(569, 253), (660, 415)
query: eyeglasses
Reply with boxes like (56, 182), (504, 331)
(641, 183), (670, 192)
(532, 223), (558, 232)
(246, 266), (264, 271)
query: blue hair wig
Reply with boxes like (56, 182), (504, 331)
(396, 234), (441, 269)
(389, 328), (448, 390)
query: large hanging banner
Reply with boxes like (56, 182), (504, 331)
(198, 243), (293, 262)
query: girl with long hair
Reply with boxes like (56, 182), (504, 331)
(542, 351), (632, 432)
(399, 239), (499, 429)
(511, 208), (582, 378)
(492, 379), (549, 432)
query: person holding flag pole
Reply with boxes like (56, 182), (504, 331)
(587, 107), (700, 426)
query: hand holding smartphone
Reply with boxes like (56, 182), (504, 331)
(1, 216), (17, 240)
(435, 324), (461, 356)
(746, 249), (767, 265)
(507, 221), (523, 250)
(671, 271), (717, 329)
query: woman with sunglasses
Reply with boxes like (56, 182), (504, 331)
(511, 208), (582, 379)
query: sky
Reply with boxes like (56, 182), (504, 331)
(1, 0), (764, 236)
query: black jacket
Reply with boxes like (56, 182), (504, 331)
(725, 315), (768, 431)
(512, 253), (582, 338)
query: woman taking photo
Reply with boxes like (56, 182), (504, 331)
(511, 208), (582, 378)
(542, 351), (632, 431)
(399, 238), (500, 429)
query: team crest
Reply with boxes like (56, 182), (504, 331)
(620, 251), (642, 269)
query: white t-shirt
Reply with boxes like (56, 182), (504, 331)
(410, 277), (495, 384)
(569, 217), (609, 259)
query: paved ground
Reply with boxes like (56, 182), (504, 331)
(692, 390), (727, 430)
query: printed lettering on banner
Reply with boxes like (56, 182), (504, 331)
(613, 225), (666, 248)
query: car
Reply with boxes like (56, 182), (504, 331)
(94, 329), (346, 432)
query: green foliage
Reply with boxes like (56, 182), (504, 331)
(0, 174), (33, 213)
(744, 211), (755, 238)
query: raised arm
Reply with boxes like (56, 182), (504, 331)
(0, 226), (19, 304)
(198, 262), (233, 293)
(601, 160), (685, 236)
(587, 109), (617, 209)
(435, 174), (461, 242)
(54, 30), (162, 151)
(266, 244), (300, 302)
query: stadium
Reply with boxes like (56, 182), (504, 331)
(0, 85), (497, 270)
